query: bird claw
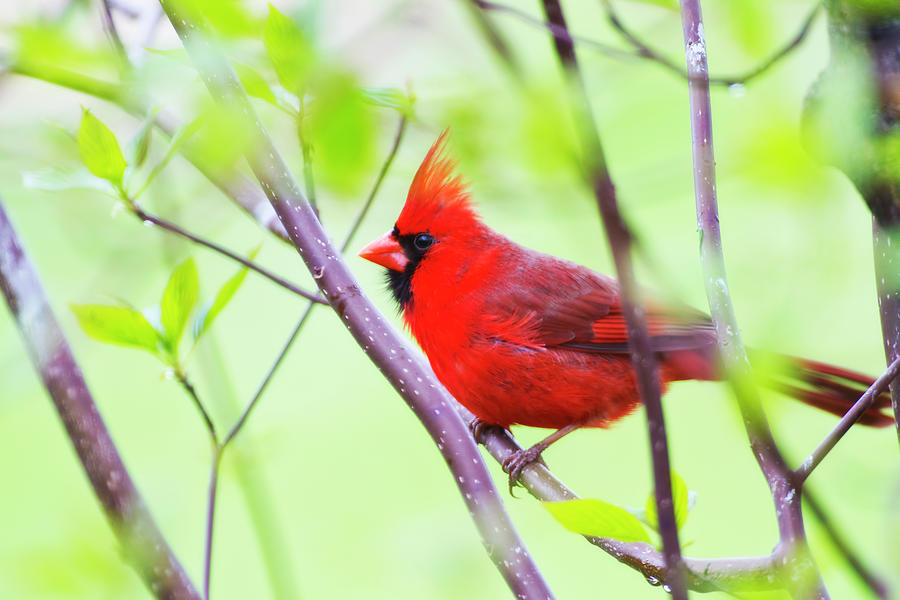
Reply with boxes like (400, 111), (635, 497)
(468, 417), (498, 444)
(501, 446), (547, 495)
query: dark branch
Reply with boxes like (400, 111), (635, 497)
(0, 198), (200, 600)
(538, 0), (686, 597)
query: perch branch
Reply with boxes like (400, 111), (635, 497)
(0, 198), (200, 600)
(538, 0), (686, 597)
(155, 7), (554, 596)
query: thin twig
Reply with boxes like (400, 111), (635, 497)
(223, 114), (408, 450)
(538, 0), (687, 597)
(100, 0), (129, 68)
(131, 204), (327, 305)
(222, 302), (314, 448)
(803, 489), (891, 599)
(795, 356), (900, 483)
(176, 371), (218, 442)
(159, 4), (555, 596)
(476, 0), (821, 86)
(203, 448), (223, 600)
(0, 198), (200, 600)
(463, 0), (525, 81)
(677, 1), (826, 597)
(339, 115), (407, 252)
(474, 0), (641, 61)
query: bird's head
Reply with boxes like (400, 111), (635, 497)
(359, 131), (482, 308)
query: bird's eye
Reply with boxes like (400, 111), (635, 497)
(413, 233), (434, 251)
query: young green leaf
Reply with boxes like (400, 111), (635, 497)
(160, 258), (199, 351)
(264, 4), (314, 94)
(193, 246), (259, 340)
(234, 62), (279, 107)
(77, 108), (127, 185)
(132, 117), (202, 199)
(543, 499), (651, 543)
(645, 470), (690, 531)
(23, 167), (115, 194)
(125, 108), (160, 169)
(70, 304), (161, 354)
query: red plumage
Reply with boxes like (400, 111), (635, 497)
(360, 134), (892, 476)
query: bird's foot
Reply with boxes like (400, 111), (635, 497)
(468, 417), (500, 444)
(501, 445), (547, 495)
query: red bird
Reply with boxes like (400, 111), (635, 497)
(360, 134), (893, 485)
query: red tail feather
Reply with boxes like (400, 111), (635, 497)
(764, 356), (894, 428)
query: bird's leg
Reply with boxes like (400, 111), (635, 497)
(468, 417), (502, 444)
(502, 422), (583, 494)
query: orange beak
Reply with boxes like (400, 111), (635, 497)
(359, 231), (409, 272)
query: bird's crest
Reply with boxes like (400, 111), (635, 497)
(396, 131), (479, 234)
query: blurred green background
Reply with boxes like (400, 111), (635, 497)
(1, 0), (898, 599)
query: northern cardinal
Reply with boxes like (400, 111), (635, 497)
(360, 133), (893, 486)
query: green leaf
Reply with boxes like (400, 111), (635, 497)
(264, 4), (314, 93)
(132, 117), (202, 199)
(360, 87), (415, 116)
(307, 73), (375, 194)
(193, 246), (259, 340)
(125, 109), (160, 169)
(70, 304), (162, 353)
(233, 62), (278, 106)
(543, 499), (651, 543)
(23, 167), (115, 194)
(77, 108), (127, 185)
(160, 258), (199, 350)
(645, 471), (689, 531)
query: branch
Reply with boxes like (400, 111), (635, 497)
(677, 1), (827, 597)
(474, 0), (820, 86)
(474, 415), (783, 593)
(156, 5), (554, 597)
(795, 356), (900, 483)
(0, 197), (200, 600)
(803, 489), (891, 599)
(130, 203), (326, 304)
(537, 0), (686, 597)
(602, 0), (822, 87)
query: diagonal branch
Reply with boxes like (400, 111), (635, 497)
(0, 197), (200, 600)
(157, 3), (555, 598)
(795, 356), (900, 483)
(537, 0), (686, 597)
(130, 203), (326, 304)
